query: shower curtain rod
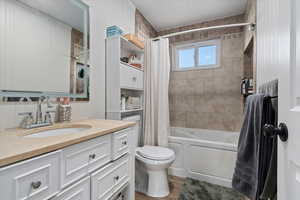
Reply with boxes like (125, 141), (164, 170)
(152, 22), (254, 40)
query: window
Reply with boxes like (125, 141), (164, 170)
(173, 40), (220, 71)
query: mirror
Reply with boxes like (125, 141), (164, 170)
(0, 0), (90, 101)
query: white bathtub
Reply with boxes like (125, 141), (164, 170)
(168, 127), (239, 188)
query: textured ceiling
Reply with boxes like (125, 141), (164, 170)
(131, 0), (247, 31)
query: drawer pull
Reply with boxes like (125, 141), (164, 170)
(132, 77), (137, 82)
(89, 154), (96, 159)
(114, 175), (120, 181)
(31, 181), (42, 189)
(122, 141), (127, 145)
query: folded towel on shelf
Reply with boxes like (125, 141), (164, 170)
(232, 94), (265, 199)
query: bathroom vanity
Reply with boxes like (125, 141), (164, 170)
(0, 120), (136, 200)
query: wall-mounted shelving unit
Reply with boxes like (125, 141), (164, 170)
(106, 35), (144, 120)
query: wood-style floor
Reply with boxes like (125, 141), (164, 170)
(135, 176), (185, 200)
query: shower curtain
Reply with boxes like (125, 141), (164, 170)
(143, 38), (171, 147)
(135, 38), (171, 194)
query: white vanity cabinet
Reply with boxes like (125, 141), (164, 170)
(52, 176), (90, 200)
(61, 134), (112, 188)
(0, 151), (61, 200)
(91, 154), (130, 200)
(0, 127), (135, 200)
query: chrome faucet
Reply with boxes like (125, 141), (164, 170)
(19, 96), (56, 129)
(36, 96), (45, 124)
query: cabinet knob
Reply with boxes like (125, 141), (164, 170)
(114, 175), (120, 181)
(89, 154), (96, 159)
(31, 181), (42, 189)
(132, 77), (137, 82)
(122, 141), (127, 145)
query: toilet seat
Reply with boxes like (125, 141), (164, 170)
(136, 145), (175, 161)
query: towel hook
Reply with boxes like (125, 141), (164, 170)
(263, 123), (288, 142)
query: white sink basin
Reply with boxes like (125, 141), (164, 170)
(24, 127), (90, 138)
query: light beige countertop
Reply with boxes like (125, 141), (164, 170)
(0, 119), (135, 167)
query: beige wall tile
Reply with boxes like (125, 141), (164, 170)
(167, 16), (244, 132)
(135, 9), (157, 41)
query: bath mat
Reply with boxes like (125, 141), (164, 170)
(178, 178), (245, 200)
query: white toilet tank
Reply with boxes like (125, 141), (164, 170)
(122, 115), (141, 148)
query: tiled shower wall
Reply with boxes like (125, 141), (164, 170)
(162, 15), (245, 132)
(135, 9), (157, 42)
(244, 0), (257, 91)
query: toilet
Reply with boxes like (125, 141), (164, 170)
(136, 145), (175, 197)
(122, 115), (175, 198)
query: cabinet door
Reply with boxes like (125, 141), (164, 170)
(112, 129), (130, 160)
(0, 151), (61, 200)
(120, 64), (144, 90)
(120, 64), (134, 89)
(112, 155), (130, 193)
(91, 162), (115, 200)
(91, 155), (129, 200)
(61, 135), (111, 188)
(52, 176), (90, 200)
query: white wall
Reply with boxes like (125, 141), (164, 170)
(0, 0), (136, 131)
(256, 0), (280, 87)
(257, 0), (291, 199)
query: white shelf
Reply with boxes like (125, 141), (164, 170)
(121, 108), (143, 113)
(121, 87), (144, 92)
(120, 36), (144, 54)
(120, 61), (143, 71)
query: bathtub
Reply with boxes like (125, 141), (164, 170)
(168, 127), (239, 188)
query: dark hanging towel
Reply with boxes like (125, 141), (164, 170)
(259, 138), (277, 200)
(258, 96), (277, 200)
(232, 95), (277, 200)
(259, 80), (278, 200)
(232, 94), (265, 199)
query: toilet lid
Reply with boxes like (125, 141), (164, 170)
(137, 145), (175, 161)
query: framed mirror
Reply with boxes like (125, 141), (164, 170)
(0, 0), (90, 101)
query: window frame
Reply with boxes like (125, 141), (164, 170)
(172, 39), (221, 71)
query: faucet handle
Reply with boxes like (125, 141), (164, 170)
(44, 111), (56, 124)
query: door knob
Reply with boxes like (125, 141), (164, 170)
(263, 123), (288, 142)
